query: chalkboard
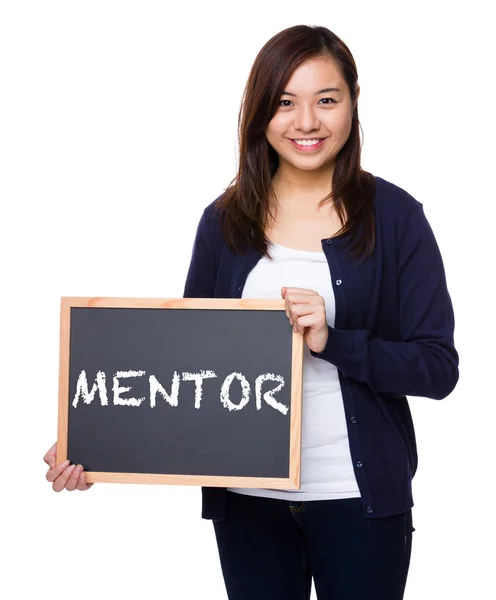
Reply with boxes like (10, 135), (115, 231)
(57, 297), (303, 487)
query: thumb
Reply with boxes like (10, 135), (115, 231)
(43, 442), (57, 469)
(281, 286), (287, 298)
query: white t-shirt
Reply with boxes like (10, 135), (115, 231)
(228, 241), (360, 500)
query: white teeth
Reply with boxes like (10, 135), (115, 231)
(293, 139), (322, 146)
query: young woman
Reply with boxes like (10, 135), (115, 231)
(45, 24), (459, 600)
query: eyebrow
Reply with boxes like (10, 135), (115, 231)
(280, 87), (341, 97)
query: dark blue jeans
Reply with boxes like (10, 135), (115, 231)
(213, 491), (414, 600)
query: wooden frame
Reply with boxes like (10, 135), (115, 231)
(57, 297), (303, 487)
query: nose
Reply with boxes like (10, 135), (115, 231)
(293, 103), (320, 132)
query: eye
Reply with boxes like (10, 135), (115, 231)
(278, 98), (336, 107)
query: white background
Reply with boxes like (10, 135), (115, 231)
(1, 1), (494, 598)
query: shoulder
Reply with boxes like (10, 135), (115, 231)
(373, 175), (423, 221)
(202, 194), (224, 220)
(189, 194), (226, 262)
(197, 193), (226, 238)
(199, 178), (425, 235)
(373, 176), (442, 256)
(201, 179), (422, 224)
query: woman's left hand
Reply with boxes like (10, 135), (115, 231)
(281, 286), (329, 354)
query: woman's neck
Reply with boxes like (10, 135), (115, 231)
(271, 166), (334, 207)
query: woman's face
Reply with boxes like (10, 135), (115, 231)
(265, 56), (358, 173)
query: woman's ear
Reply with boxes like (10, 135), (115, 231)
(352, 83), (360, 113)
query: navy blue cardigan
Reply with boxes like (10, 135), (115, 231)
(183, 175), (459, 521)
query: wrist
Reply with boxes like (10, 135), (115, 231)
(310, 325), (329, 354)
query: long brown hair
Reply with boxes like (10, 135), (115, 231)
(215, 24), (376, 261)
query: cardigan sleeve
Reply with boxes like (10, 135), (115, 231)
(310, 205), (459, 400)
(182, 210), (214, 298)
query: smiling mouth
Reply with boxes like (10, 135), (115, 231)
(288, 138), (327, 150)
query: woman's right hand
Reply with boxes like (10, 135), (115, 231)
(44, 442), (93, 492)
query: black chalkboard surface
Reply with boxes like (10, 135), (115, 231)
(57, 297), (303, 487)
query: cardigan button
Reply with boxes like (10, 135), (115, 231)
(326, 238), (333, 246)
(356, 461), (363, 468)
(336, 279), (342, 286)
(366, 506), (374, 514)
(350, 416), (357, 424)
